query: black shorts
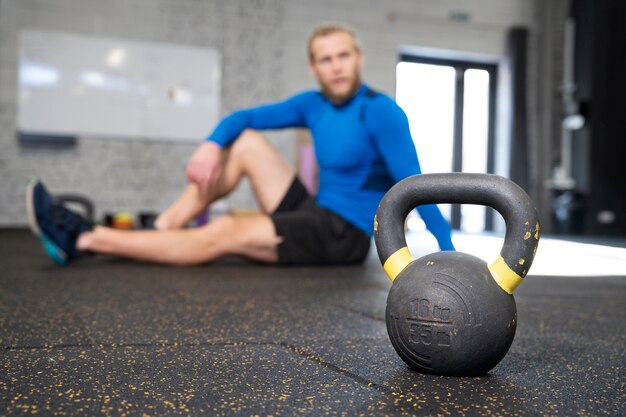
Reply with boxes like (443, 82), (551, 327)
(271, 178), (371, 265)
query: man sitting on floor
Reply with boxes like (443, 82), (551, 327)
(26, 23), (455, 266)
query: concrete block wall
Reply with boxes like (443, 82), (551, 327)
(0, 0), (538, 226)
(0, 0), (288, 225)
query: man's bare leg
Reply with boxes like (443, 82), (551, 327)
(77, 214), (282, 265)
(155, 130), (296, 230)
(74, 129), (297, 265)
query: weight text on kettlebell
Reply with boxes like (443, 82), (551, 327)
(405, 298), (453, 347)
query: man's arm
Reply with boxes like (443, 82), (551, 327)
(207, 94), (311, 147)
(187, 92), (313, 192)
(366, 96), (455, 251)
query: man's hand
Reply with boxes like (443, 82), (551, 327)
(185, 141), (223, 194)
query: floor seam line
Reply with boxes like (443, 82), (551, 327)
(331, 304), (386, 322)
(276, 341), (394, 396)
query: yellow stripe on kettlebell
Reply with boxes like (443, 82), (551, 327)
(488, 256), (523, 294)
(383, 247), (413, 282)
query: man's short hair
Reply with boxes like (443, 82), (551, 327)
(307, 23), (361, 60)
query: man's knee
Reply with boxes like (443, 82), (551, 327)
(231, 129), (273, 156)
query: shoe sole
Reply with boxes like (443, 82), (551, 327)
(26, 179), (69, 265)
(40, 232), (69, 265)
(25, 179), (42, 237)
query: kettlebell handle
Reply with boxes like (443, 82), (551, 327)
(374, 173), (540, 294)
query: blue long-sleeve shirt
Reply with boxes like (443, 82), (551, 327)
(207, 84), (454, 250)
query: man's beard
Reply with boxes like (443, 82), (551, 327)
(320, 74), (362, 105)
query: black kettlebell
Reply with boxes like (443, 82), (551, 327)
(374, 173), (540, 376)
(56, 194), (95, 222)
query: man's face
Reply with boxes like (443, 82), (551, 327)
(309, 32), (363, 104)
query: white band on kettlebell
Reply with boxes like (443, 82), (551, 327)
(488, 256), (523, 294)
(383, 247), (413, 282)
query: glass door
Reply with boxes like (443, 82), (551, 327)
(396, 57), (497, 232)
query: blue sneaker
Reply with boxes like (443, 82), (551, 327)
(26, 179), (92, 265)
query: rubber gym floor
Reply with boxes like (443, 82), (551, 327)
(1, 228), (625, 417)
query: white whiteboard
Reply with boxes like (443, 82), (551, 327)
(18, 30), (221, 141)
